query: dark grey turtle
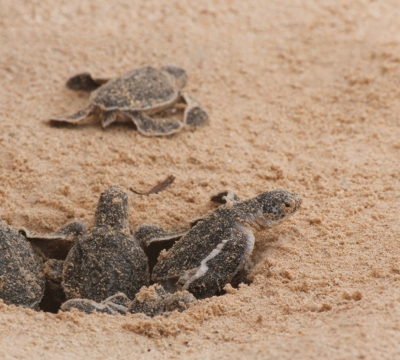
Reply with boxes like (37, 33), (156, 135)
(21, 221), (88, 312)
(62, 186), (150, 303)
(50, 66), (209, 136)
(0, 221), (45, 308)
(146, 189), (302, 299)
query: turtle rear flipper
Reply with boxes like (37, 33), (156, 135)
(182, 93), (209, 128)
(66, 73), (109, 92)
(125, 111), (183, 136)
(49, 104), (98, 125)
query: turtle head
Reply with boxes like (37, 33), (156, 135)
(94, 186), (129, 231)
(161, 65), (187, 89)
(253, 189), (302, 227)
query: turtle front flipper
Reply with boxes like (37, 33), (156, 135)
(66, 73), (109, 92)
(210, 191), (242, 205)
(134, 224), (189, 249)
(182, 92), (209, 128)
(134, 224), (189, 272)
(189, 191), (241, 227)
(49, 104), (98, 125)
(125, 111), (183, 136)
(20, 221), (88, 260)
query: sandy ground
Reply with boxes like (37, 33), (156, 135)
(1, 0), (400, 358)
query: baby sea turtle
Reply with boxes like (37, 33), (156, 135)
(50, 66), (209, 136)
(0, 221), (45, 308)
(138, 189), (302, 299)
(62, 186), (150, 302)
(21, 221), (88, 312)
(61, 285), (196, 317)
(21, 221), (88, 260)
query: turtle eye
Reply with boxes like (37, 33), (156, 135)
(283, 197), (296, 209)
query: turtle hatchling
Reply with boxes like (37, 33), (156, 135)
(50, 65), (209, 136)
(138, 189), (302, 299)
(62, 186), (150, 302)
(0, 221), (45, 308)
(61, 285), (196, 317)
(21, 221), (88, 312)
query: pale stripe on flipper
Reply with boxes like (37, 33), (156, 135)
(181, 237), (231, 291)
(181, 224), (255, 291)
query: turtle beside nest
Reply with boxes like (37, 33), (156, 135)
(50, 66), (209, 136)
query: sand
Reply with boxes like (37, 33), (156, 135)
(1, 0), (400, 358)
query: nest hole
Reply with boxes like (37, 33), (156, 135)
(30, 230), (255, 314)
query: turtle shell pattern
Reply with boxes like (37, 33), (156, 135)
(91, 66), (178, 112)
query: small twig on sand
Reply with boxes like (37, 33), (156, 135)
(130, 175), (176, 196)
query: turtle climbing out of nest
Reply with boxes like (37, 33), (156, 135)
(50, 66), (209, 136)
(137, 189), (302, 299)
(61, 186), (150, 303)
